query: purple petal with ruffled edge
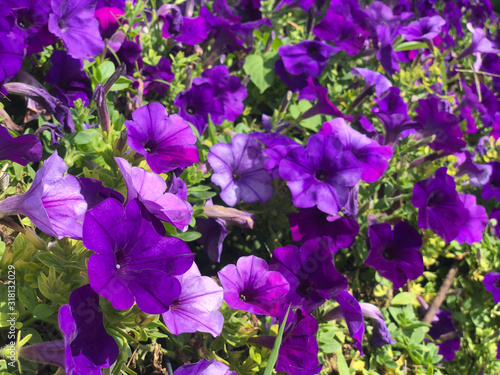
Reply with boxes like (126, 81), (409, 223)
(0, 126), (42, 165)
(218, 255), (289, 317)
(351, 68), (392, 98)
(359, 303), (395, 347)
(174, 359), (237, 375)
(334, 291), (365, 355)
(484, 272), (500, 304)
(454, 194), (487, 244)
(400, 16), (446, 41)
(163, 263), (224, 336)
(48, 0), (105, 60)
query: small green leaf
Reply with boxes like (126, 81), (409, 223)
(336, 348), (350, 375)
(33, 304), (54, 319)
(394, 41), (428, 51)
(391, 292), (416, 305)
(243, 53), (278, 93)
(175, 231), (202, 242)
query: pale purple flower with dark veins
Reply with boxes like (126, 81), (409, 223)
(279, 134), (362, 215)
(125, 102), (199, 174)
(84, 198), (194, 314)
(45, 50), (93, 107)
(0, 151), (87, 239)
(114, 157), (193, 232)
(193, 65), (247, 125)
(351, 67), (392, 98)
(289, 207), (359, 248)
(250, 309), (322, 375)
(414, 95), (465, 153)
(208, 133), (273, 206)
(482, 162), (500, 201)
(400, 16), (446, 41)
(218, 255), (289, 317)
(19, 285), (119, 374)
(365, 221), (424, 289)
(278, 41), (338, 78)
(484, 272), (500, 303)
(48, 0), (105, 60)
(163, 263), (224, 337)
(270, 237), (348, 313)
(454, 194), (487, 245)
(411, 167), (469, 242)
(174, 359), (237, 375)
(458, 23), (500, 60)
(455, 151), (492, 187)
(0, 126), (42, 165)
(319, 119), (393, 183)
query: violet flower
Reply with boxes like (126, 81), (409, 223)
(83, 198), (194, 314)
(174, 359), (237, 375)
(301, 78), (345, 119)
(400, 16), (446, 41)
(48, 0), (105, 60)
(270, 237), (347, 313)
(279, 134), (362, 215)
(411, 167), (469, 242)
(359, 303), (396, 347)
(364, 221), (424, 289)
(427, 310), (461, 362)
(278, 40), (338, 78)
(484, 272), (500, 304)
(78, 177), (124, 209)
(454, 194), (488, 245)
(218, 255), (289, 317)
(19, 285), (119, 374)
(458, 23), (500, 60)
(114, 157), (193, 232)
(141, 57), (175, 97)
(289, 207), (359, 248)
(0, 151), (87, 239)
(208, 133), (273, 206)
(455, 151), (492, 187)
(376, 24), (400, 76)
(0, 126), (42, 166)
(351, 67), (392, 98)
(125, 102), (199, 174)
(319, 118), (393, 183)
(333, 291), (365, 354)
(482, 161), (500, 201)
(163, 263), (224, 337)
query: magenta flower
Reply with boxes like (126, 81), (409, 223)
(208, 133), (273, 206)
(0, 151), (87, 239)
(412, 167), (469, 242)
(0, 126), (42, 166)
(115, 157), (193, 232)
(163, 263), (224, 337)
(218, 255), (289, 317)
(270, 237), (347, 313)
(19, 285), (119, 374)
(319, 118), (393, 183)
(364, 221), (424, 289)
(48, 0), (105, 59)
(84, 198), (194, 314)
(125, 102), (199, 174)
(279, 134), (362, 215)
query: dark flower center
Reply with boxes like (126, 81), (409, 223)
(495, 278), (500, 289)
(427, 190), (444, 206)
(307, 44), (319, 58)
(16, 10), (33, 29)
(239, 293), (247, 301)
(382, 248), (394, 260)
(315, 169), (328, 181)
(144, 140), (155, 153)
(297, 279), (314, 297)
(232, 170), (241, 181)
(186, 106), (196, 115)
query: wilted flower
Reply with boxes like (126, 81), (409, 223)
(0, 126), (42, 166)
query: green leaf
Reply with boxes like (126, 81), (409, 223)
(99, 61), (116, 83)
(243, 53), (278, 93)
(394, 41), (428, 51)
(410, 327), (427, 345)
(33, 304), (54, 319)
(110, 76), (133, 91)
(391, 292), (416, 305)
(336, 348), (350, 375)
(175, 231), (202, 242)
(263, 304), (291, 375)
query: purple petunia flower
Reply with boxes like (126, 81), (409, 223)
(427, 310), (461, 362)
(114, 157), (193, 232)
(333, 291), (365, 354)
(163, 263), (224, 337)
(458, 23), (500, 60)
(279, 133), (362, 215)
(208, 133), (273, 206)
(270, 237), (347, 313)
(141, 57), (175, 97)
(0, 151), (87, 239)
(125, 102), (199, 174)
(364, 221), (424, 289)
(412, 167), (469, 242)
(278, 41), (338, 78)
(289, 207), (359, 248)
(376, 24), (400, 76)
(351, 67), (392, 98)
(160, 6), (208, 45)
(482, 161), (500, 201)
(359, 303), (395, 348)
(454, 194), (488, 245)
(455, 151), (492, 187)
(174, 359), (237, 375)
(0, 126), (42, 165)
(83, 198), (194, 314)
(78, 177), (124, 209)
(400, 16), (446, 41)
(48, 0), (105, 60)
(301, 78), (345, 119)
(218, 255), (289, 317)
(19, 285), (119, 374)
(319, 118), (393, 183)
(484, 272), (500, 304)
